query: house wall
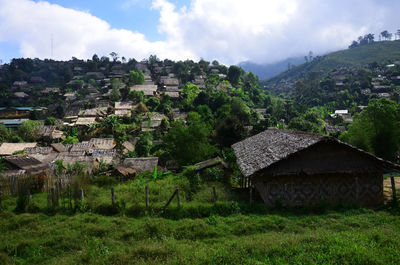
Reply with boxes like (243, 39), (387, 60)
(254, 173), (383, 207)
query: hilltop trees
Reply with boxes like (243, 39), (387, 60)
(340, 98), (400, 161)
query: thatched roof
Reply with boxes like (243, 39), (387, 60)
(324, 126), (346, 133)
(124, 157), (158, 172)
(75, 117), (97, 126)
(70, 141), (93, 152)
(114, 165), (136, 176)
(232, 129), (326, 177)
(115, 101), (133, 110)
(14, 92), (29, 98)
(115, 109), (131, 117)
(79, 108), (107, 117)
(164, 91), (180, 98)
(51, 143), (67, 153)
(130, 85), (158, 96)
(3, 155), (47, 175)
(161, 78), (179, 86)
(89, 138), (116, 150)
(194, 157), (228, 171)
(0, 143), (37, 156)
(24, 147), (53, 155)
(232, 129), (400, 177)
(122, 141), (135, 153)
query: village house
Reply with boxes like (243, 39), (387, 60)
(79, 108), (107, 118)
(74, 117), (98, 127)
(232, 129), (400, 207)
(0, 143), (38, 156)
(324, 125), (346, 136)
(130, 84), (158, 97)
(0, 106), (45, 119)
(3, 155), (47, 176)
(141, 112), (166, 131)
(36, 125), (65, 142)
(42, 87), (61, 94)
(0, 119), (28, 128)
(331, 109), (353, 123)
(114, 101), (133, 117)
(123, 157), (158, 172)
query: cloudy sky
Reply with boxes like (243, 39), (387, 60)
(0, 0), (399, 65)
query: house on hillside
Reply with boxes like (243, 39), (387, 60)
(0, 143), (38, 156)
(232, 129), (400, 207)
(130, 85), (158, 97)
(123, 157), (158, 172)
(3, 155), (47, 176)
(114, 102), (133, 117)
(36, 125), (64, 142)
(141, 112), (166, 132)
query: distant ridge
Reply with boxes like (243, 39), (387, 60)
(238, 57), (304, 80)
(268, 40), (400, 83)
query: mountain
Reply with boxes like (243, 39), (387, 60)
(268, 40), (400, 83)
(238, 57), (305, 80)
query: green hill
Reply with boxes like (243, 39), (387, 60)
(268, 40), (400, 83)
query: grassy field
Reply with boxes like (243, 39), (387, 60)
(1, 174), (400, 264)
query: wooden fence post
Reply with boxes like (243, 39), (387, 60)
(145, 185), (149, 208)
(391, 176), (397, 202)
(80, 189), (84, 201)
(68, 185), (72, 210)
(176, 188), (180, 207)
(164, 189), (178, 208)
(249, 186), (253, 204)
(111, 187), (115, 206)
(51, 188), (55, 208)
(27, 189), (30, 205)
(212, 186), (217, 205)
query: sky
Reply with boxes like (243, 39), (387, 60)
(0, 0), (399, 65)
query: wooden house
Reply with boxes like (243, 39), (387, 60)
(0, 143), (37, 156)
(123, 157), (158, 172)
(3, 155), (47, 175)
(114, 101), (133, 117)
(130, 85), (158, 97)
(232, 129), (400, 207)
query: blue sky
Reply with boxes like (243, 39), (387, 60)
(0, 0), (399, 65)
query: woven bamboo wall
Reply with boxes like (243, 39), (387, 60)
(254, 173), (383, 207)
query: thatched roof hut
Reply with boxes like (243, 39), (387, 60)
(123, 157), (158, 172)
(3, 155), (47, 175)
(232, 129), (400, 207)
(51, 143), (67, 153)
(0, 143), (37, 156)
(89, 138), (116, 150)
(130, 85), (158, 96)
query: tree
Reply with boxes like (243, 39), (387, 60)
(109, 52), (119, 62)
(18, 120), (41, 142)
(227, 65), (241, 87)
(110, 88), (121, 102)
(340, 98), (400, 161)
(128, 90), (145, 103)
(381, 30), (390, 41)
(163, 118), (217, 166)
(129, 70), (145, 85)
(135, 134), (152, 157)
(181, 82), (200, 109)
(44, 117), (56, 125)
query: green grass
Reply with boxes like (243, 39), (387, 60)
(1, 175), (400, 264)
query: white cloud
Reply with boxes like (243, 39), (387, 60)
(0, 0), (399, 64)
(0, 0), (195, 61)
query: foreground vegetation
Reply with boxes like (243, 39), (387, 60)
(1, 174), (400, 265)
